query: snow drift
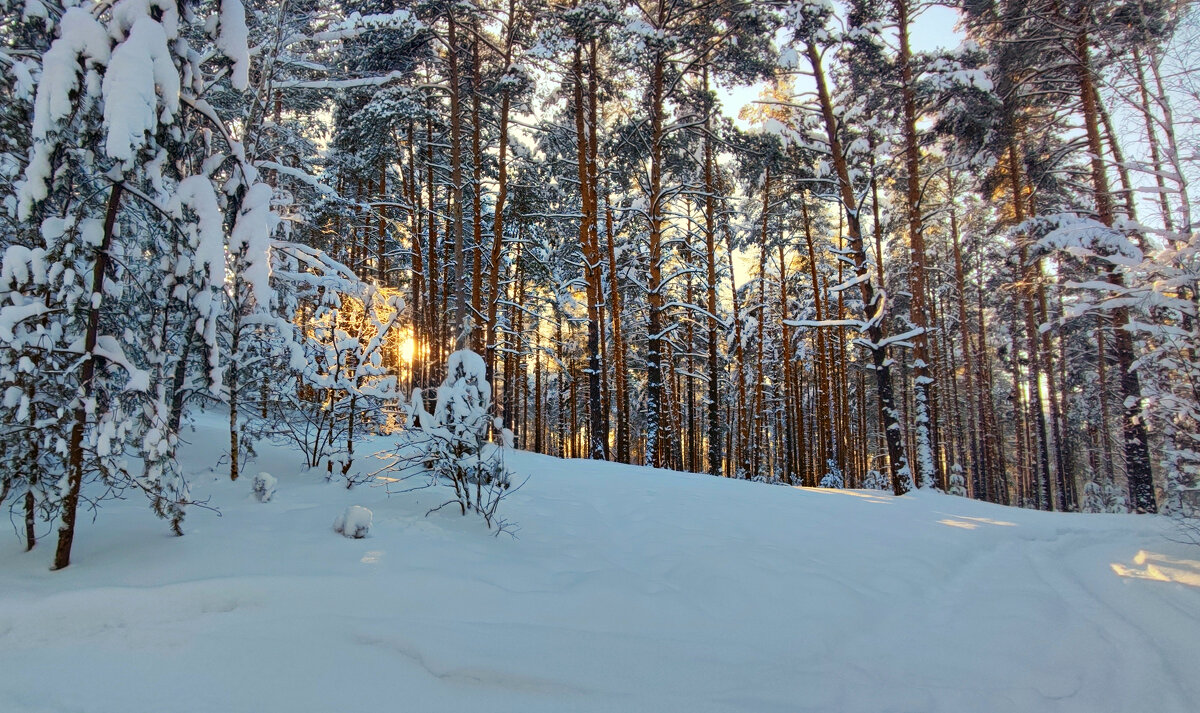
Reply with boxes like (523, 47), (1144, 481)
(0, 411), (1197, 713)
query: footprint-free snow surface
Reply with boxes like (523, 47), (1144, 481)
(2, 412), (1198, 713)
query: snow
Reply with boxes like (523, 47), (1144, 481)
(19, 7), (111, 218)
(217, 0), (250, 91)
(333, 505), (373, 539)
(1034, 213), (1144, 265)
(229, 182), (279, 308)
(0, 409), (1198, 712)
(92, 334), (151, 391)
(102, 15), (180, 165)
(252, 472), (277, 503)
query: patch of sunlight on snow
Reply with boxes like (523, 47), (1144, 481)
(1111, 550), (1200, 588)
(361, 550), (385, 565)
(794, 487), (894, 504)
(938, 519), (979, 530)
(937, 514), (1018, 527)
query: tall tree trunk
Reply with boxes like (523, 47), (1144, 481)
(1076, 26), (1156, 513)
(1010, 144), (1053, 510)
(726, 222), (748, 477)
(485, 0), (518, 385)
(949, 204), (984, 498)
(605, 201), (631, 463)
(805, 40), (909, 494)
(447, 14), (467, 347)
(778, 242), (795, 484)
(645, 49), (666, 467)
(55, 182), (123, 570)
(425, 115), (441, 373)
(801, 199), (831, 481)
(408, 122), (427, 388)
(470, 35), (485, 351)
(703, 68), (722, 476)
(573, 45), (607, 460)
(896, 0), (937, 489)
(751, 167), (771, 477)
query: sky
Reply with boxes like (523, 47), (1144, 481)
(717, 5), (965, 126)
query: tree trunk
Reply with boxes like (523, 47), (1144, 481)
(485, 0), (518, 385)
(1010, 144), (1053, 510)
(605, 201), (631, 463)
(573, 45), (607, 460)
(645, 50), (666, 467)
(751, 166), (770, 477)
(470, 35), (485, 351)
(801, 199), (831, 481)
(447, 13), (467, 347)
(897, 0), (937, 489)
(805, 40), (909, 493)
(55, 182), (123, 570)
(1076, 26), (1156, 513)
(949, 204), (984, 498)
(703, 68), (722, 476)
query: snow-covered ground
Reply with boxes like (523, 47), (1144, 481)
(1, 411), (1198, 713)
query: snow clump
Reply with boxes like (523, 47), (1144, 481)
(334, 506), (372, 538)
(252, 472), (277, 503)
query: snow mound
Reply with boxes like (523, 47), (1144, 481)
(333, 506), (372, 538)
(251, 472), (277, 503)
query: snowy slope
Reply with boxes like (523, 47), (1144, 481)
(1, 411), (1198, 713)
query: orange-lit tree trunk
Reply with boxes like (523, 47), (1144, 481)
(447, 13), (467, 347)
(800, 199), (830, 483)
(470, 34), (484, 351)
(485, 0), (518, 385)
(750, 166), (770, 477)
(702, 68), (722, 475)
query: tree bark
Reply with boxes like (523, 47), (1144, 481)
(806, 40), (909, 494)
(703, 68), (722, 476)
(896, 0), (937, 489)
(55, 182), (123, 570)
(1076, 26), (1156, 513)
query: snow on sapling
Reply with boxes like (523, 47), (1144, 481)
(948, 464), (967, 497)
(1, 0), (221, 565)
(334, 505), (372, 538)
(819, 459), (844, 489)
(245, 243), (403, 481)
(380, 349), (519, 532)
(1083, 478), (1108, 514)
(862, 470), (889, 491)
(252, 472), (277, 503)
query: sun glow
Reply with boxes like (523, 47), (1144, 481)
(398, 334), (416, 364)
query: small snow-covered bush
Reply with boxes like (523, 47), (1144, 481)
(819, 459), (844, 489)
(252, 472), (277, 503)
(948, 464), (967, 497)
(862, 470), (889, 491)
(333, 506), (372, 538)
(378, 349), (519, 532)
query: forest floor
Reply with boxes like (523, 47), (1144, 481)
(1, 411), (1198, 712)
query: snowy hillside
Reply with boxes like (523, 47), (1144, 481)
(1, 412), (1198, 713)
